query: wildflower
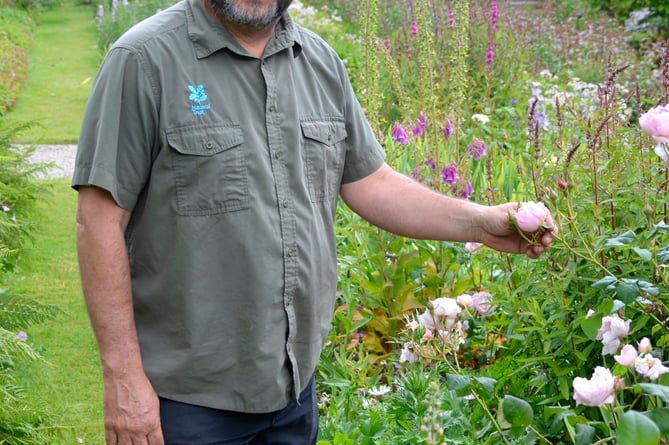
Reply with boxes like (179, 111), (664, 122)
(16, 331), (27, 341)
(489, 1), (498, 31)
(471, 113), (489, 124)
(391, 123), (409, 144)
(585, 309), (595, 318)
(596, 314), (631, 355)
(447, 11), (454, 28)
(515, 201), (551, 232)
(411, 112), (427, 138)
(399, 342), (419, 364)
(557, 179), (568, 190)
(638, 337), (652, 354)
(460, 180), (474, 200)
(368, 385), (392, 397)
(97, 4), (104, 16)
(442, 119), (453, 140)
(635, 354), (669, 380)
(440, 163), (458, 185)
(573, 366), (615, 407)
(485, 43), (495, 66)
(423, 330), (433, 341)
(410, 19), (418, 36)
(1, 204), (9, 212)
(467, 137), (486, 160)
(614, 344), (638, 366)
(425, 158), (436, 170)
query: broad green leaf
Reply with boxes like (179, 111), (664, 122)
(617, 411), (660, 445)
(574, 423), (596, 445)
(581, 313), (603, 340)
(633, 247), (652, 261)
(501, 395), (534, 427)
(474, 376), (497, 394)
(638, 383), (669, 403)
(616, 281), (640, 303)
(647, 408), (669, 435)
(592, 276), (617, 290)
(603, 230), (636, 247)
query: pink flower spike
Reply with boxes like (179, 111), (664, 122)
(614, 344), (638, 366)
(515, 201), (551, 232)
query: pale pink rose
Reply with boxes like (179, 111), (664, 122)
(515, 201), (551, 232)
(638, 337), (652, 354)
(471, 291), (492, 314)
(573, 366), (616, 407)
(614, 344), (638, 366)
(635, 354), (669, 380)
(596, 314), (631, 355)
(639, 105), (669, 144)
(456, 293), (474, 307)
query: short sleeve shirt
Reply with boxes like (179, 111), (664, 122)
(72, 0), (385, 413)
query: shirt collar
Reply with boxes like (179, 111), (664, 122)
(186, 0), (303, 59)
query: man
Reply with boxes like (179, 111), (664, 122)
(73, 0), (556, 444)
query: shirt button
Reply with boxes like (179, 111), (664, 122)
(327, 133), (332, 142)
(282, 199), (289, 208)
(205, 141), (214, 149)
(273, 151), (280, 160)
(269, 104), (276, 112)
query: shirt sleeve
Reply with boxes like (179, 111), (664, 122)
(337, 59), (386, 184)
(72, 46), (158, 212)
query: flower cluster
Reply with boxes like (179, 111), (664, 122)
(572, 314), (668, 407)
(398, 292), (493, 366)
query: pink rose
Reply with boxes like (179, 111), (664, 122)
(638, 337), (652, 354)
(515, 201), (551, 232)
(639, 105), (669, 144)
(614, 344), (638, 366)
(573, 366), (615, 407)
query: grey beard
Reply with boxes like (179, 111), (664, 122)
(209, 0), (292, 28)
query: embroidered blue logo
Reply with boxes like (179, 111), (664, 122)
(188, 84), (211, 116)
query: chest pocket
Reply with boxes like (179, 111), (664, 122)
(301, 119), (347, 203)
(167, 124), (248, 216)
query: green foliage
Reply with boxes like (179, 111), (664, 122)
(0, 7), (34, 115)
(318, 0), (669, 443)
(94, 0), (179, 53)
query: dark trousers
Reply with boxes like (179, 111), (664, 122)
(159, 376), (318, 445)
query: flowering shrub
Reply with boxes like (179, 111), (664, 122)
(318, 1), (669, 444)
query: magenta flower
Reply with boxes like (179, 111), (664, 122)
(448, 11), (455, 28)
(485, 43), (495, 66)
(489, 1), (499, 31)
(16, 331), (28, 342)
(391, 124), (409, 144)
(440, 163), (459, 185)
(467, 138), (486, 160)
(411, 112), (427, 138)
(410, 19), (418, 36)
(461, 180), (474, 199)
(442, 119), (453, 140)
(425, 158), (436, 170)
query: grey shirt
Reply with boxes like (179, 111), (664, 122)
(73, 0), (385, 413)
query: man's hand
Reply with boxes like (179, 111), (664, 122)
(103, 371), (164, 445)
(478, 202), (557, 259)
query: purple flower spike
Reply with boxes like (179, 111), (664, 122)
(441, 163), (459, 185)
(392, 124), (409, 145)
(467, 137), (486, 160)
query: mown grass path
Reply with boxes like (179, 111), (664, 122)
(8, 1), (105, 443)
(12, 179), (104, 444)
(6, 0), (99, 144)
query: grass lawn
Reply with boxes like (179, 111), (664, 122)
(11, 179), (104, 444)
(6, 0), (100, 144)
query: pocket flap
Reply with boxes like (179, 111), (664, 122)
(301, 120), (347, 145)
(166, 124), (244, 156)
